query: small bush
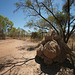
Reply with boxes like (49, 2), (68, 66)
(31, 32), (42, 39)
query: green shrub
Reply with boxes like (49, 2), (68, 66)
(31, 32), (42, 39)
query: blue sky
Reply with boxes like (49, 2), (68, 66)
(0, 0), (75, 32)
(0, 0), (29, 30)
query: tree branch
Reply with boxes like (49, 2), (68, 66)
(25, 3), (59, 34)
(29, 14), (38, 16)
(38, 13), (59, 34)
(36, 0), (41, 14)
(70, 19), (75, 24)
(34, 25), (49, 30)
(67, 0), (70, 35)
(41, 2), (63, 29)
(69, 25), (75, 35)
(15, 1), (60, 34)
(66, 24), (75, 43)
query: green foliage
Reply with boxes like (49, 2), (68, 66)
(62, 0), (75, 13)
(25, 22), (33, 29)
(0, 15), (14, 39)
(31, 32), (38, 39)
(48, 12), (68, 28)
(26, 1), (32, 6)
(31, 32), (42, 39)
(16, 0), (75, 43)
(0, 15), (28, 39)
(8, 27), (27, 38)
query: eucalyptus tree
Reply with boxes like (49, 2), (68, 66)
(20, 29), (26, 37)
(15, 0), (75, 43)
(0, 15), (14, 39)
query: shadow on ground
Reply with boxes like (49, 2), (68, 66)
(0, 56), (13, 72)
(16, 45), (35, 51)
(35, 56), (74, 75)
(0, 55), (74, 75)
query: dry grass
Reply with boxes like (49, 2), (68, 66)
(6, 37), (31, 41)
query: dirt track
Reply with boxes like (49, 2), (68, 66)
(0, 39), (37, 58)
(0, 39), (74, 75)
(0, 39), (41, 75)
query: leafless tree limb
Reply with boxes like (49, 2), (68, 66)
(70, 19), (75, 24)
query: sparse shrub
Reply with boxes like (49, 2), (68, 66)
(31, 32), (42, 39)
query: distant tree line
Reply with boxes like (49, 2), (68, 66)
(0, 15), (28, 39)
